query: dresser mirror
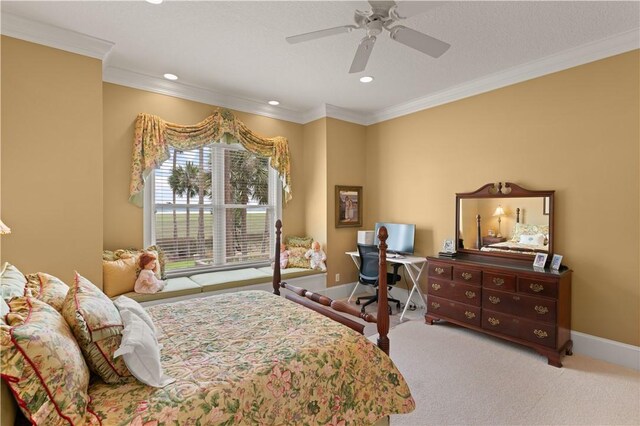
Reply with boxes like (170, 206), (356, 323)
(456, 182), (554, 261)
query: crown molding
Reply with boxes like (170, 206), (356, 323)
(370, 28), (640, 124)
(300, 104), (370, 126)
(103, 67), (305, 124)
(0, 13), (114, 60)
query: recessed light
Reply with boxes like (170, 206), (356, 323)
(145, 0), (163, 4)
(163, 73), (178, 81)
(268, 100), (280, 106)
(359, 76), (374, 83)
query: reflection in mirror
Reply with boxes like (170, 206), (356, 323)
(459, 197), (550, 255)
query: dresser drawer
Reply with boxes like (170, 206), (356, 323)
(482, 309), (556, 348)
(518, 276), (558, 299)
(483, 289), (557, 323)
(428, 263), (452, 280)
(452, 266), (482, 285)
(428, 279), (480, 306)
(428, 295), (481, 326)
(483, 271), (516, 292)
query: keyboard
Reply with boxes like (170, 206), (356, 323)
(386, 253), (404, 259)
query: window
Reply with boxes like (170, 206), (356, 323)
(146, 143), (281, 275)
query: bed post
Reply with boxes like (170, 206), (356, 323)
(273, 219), (282, 296)
(476, 214), (482, 249)
(377, 226), (390, 355)
(516, 207), (521, 223)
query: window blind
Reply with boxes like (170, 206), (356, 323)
(152, 144), (277, 274)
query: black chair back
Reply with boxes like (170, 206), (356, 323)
(357, 244), (379, 285)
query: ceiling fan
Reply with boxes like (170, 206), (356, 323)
(286, 1), (451, 73)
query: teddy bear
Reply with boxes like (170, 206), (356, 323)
(304, 241), (327, 272)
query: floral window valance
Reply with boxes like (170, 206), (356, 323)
(129, 109), (292, 206)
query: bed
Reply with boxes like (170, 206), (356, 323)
(1, 221), (414, 425)
(480, 208), (550, 255)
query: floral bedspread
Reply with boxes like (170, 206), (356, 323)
(88, 291), (414, 425)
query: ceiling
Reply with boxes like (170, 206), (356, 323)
(2, 1), (639, 124)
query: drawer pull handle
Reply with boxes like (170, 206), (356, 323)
(431, 283), (441, 291)
(464, 311), (476, 319)
(493, 277), (505, 286)
(461, 272), (473, 281)
(535, 305), (549, 315)
(530, 283), (544, 293)
(431, 302), (440, 310)
(465, 291), (476, 299)
(534, 329), (548, 339)
(435, 267), (445, 275)
(488, 317), (500, 326)
(488, 296), (500, 304)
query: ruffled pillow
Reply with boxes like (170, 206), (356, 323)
(61, 273), (133, 384)
(285, 236), (313, 269)
(25, 272), (69, 312)
(1, 297), (97, 425)
(1, 262), (26, 302)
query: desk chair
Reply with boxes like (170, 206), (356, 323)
(355, 244), (402, 314)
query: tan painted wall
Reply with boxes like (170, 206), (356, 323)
(102, 83), (306, 251)
(366, 51), (640, 346)
(301, 118), (327, 247)
(1, 37), (103, 285)
(326, 118), (367, 287)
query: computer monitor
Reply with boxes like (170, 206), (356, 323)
(374, 222), (416, 255)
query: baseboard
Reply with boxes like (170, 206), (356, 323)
(571, 331), (640, 371)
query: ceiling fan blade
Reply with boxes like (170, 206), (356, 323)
(349, 36), (377, 74)
(388, 25), (450, 58)
(368, 1), (397, 14)
(286, 25), (358, 44)
(391, 1), (445, 19)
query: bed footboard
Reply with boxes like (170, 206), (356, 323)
(273, 220), (391, 355)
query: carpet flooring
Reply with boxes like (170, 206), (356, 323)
(382, 319), (640, 425)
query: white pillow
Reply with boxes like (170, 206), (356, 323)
(0, 297), (9, 318)
(113, 295), (157, 336)
(519, 233), (545, 246)
(113, 310), (174, 388)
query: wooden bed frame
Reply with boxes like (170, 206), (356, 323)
(475, 207), (520, 249)
(272, 220), (391, 355)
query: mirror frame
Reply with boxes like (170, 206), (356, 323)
(455, 182), (555, 262)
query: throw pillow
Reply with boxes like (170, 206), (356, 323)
(61, 272), (133, 384)
(25, 272), (69, 312)
(113, 295), (158, 336)
(113, 310), (174, 388)
(1, 262), (26, 302)
(102, 257), (138, 297)
(285, 236), (313, 269)
(1, 297), (95, 425)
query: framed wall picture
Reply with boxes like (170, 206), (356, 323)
(335, 185), (363, 228)
(533, 253), (548, 268)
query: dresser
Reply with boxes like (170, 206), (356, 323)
(425, 253), (572, 367)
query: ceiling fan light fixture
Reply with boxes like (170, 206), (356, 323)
(268, 100), (280, 106)
(163, 73), (178, 81)
(145, 0), (163, 4)
(359, 76), (374, 83)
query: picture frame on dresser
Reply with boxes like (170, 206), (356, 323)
(533, 253), (548, 268)
(551, 254), (563, 270)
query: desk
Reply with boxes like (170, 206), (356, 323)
(345, 251), (427, 322)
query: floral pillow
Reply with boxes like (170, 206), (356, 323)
(61, 273), (133, 384)
(285, 236), (313, 269)
(0, 297), (97, 425)
(1, 262), (27, 302)
(25, 272), (69, 312)
(103, 245), (167, 279)
(511, 223), (550, 245)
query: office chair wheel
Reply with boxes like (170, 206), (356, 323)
(388, 306), (392, 315)
(361, 306), (366, 314)
(396, 301), (401, 308)
(355, 299), (361, 305)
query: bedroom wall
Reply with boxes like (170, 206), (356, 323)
(1, 36), (104, 285)
(102, 83), (306, 251)
(365, 50), (640, 346)
(301, 118), (327, 248)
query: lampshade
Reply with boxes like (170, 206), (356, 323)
(0, 219), (11, 235)
(493, 206), (505, 217)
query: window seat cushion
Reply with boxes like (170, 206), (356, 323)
(256, 267), (325, 280)
(189, 268), (273, 293)
(120, 277), (202, 303)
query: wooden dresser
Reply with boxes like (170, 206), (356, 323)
(425, 253), (572, 367)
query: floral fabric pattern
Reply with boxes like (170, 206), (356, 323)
(285, 235), (313, 269)
(25, 272), (69, 312)
(0, 297), (98, 425)
(88, 291), (414, 425)
(1, 262), (26, 302)
(510, 223), (550, 244)
(129, 109), (292, 207)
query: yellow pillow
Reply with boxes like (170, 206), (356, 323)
(102, 257), (138, 297)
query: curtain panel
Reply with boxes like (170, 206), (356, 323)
(129, 109), (292, 206)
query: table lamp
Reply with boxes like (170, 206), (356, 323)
(493, 205), (505, 237)
(0, 219), (11, 235)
